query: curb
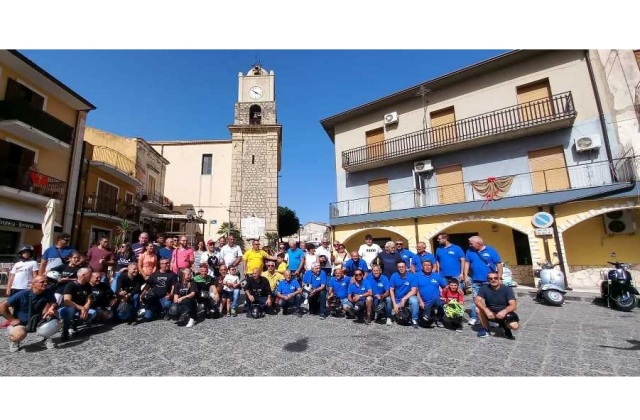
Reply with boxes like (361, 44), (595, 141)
(515, 290), (598, 303)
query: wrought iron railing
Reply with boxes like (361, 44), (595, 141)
(342, 92), (577, 170)
(84, 194), (141, 220)
(330, 156), (637, 218)
(92, 146), (136, 176)
(0, 99), (74, 144)
(0, 162), (66, 200)
(139, 189), (173, 210)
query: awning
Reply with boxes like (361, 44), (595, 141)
(141, 211), (206, 223)
(0, 200), (61, 230)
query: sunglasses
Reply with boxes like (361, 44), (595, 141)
(488, 276), (500, 280)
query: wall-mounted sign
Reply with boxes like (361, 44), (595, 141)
(532, 212), (554, 229)
(534, 227), (554, 236)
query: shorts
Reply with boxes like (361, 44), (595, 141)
(221, 290), (234, 300)
(340, 298), (353, 308)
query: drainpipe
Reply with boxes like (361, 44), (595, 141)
(584, 49), (617, 180)
(413, 218), (419, 251)
(73, 142), (91, 248)
(548, 206), (569, 289)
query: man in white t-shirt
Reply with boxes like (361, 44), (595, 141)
(316, 238), (333, 276)
(219, 235), (243, 272)
(200, 239), (221, 277)
(7, 245), (39, 296)
(358, 235), (382, 271)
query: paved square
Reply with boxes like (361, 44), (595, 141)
(1, 293), (639, 376)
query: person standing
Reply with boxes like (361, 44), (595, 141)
(138, 243), (158, 280)
(132, 232), (157, 259)
(112, 243), (135, 294)
(85, 236), (114, 283)
(465, 235), (502, 326)
(171, 236), (194, 274)
(6, 245), (38, 297)
(219, 235), (243, 274)
(435, 233), (466, 289)
(285, 239), (305, 279)
(38, 233), (76, 275)
(358, 235), (382, 272)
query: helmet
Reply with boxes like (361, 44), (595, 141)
(240, 280), (247, 289)
(46, 271), (61, 285)
(200, 290), (210, 300)
(374, 300), (386, 314)
(36, 318), (62, 339)
(207, 254), (219, 268)
(350, 302), (365, 317)
(395, 306), (412, 325)
(177, 312), (190, 326)
(17, 245), (34, 257)
(250, 304), (264, 319)
(117, 302), (132, 320)
(141, 291), (155, 304)
(196, 303), (206, 321)
(504, 312), (519, 326)
(327, 296), (341, 309)
(168, 303), (180, 319)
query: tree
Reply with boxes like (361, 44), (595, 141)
(217, 222), (245, 249)
(113, 219), (136, 249)
(278, 206), (300, 239)
(265, 232), (280, 250)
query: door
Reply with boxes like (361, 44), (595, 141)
(430, 107), (457, 144)
(517, 79), (553, 123)
(528, 146), (570, 192)
(368, 178), (390, 212)
(366, 128), (385, 160)
(436, 164), (465, 204)
(97, 180), (119, 214)
(0, 230), (20, 264)
(431, 231), (478, 255)
(0, 140), (35, 190)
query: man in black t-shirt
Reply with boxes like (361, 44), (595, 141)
(90, 272), (117, 322)
(144, 259), (178, 320)
(51, 251), (83, 304)
(474, 273), (519, 340)
(117, 263), (146, 321)
(244, 268), (273, 317)
(173, 268), (198, 327)
(59, 267), (96, 341)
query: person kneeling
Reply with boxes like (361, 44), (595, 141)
(276, 270), (302, 316)
(59, 268), (97, 342)
(474, 273), (519, 339)
(90, 272), (117, 323)
(0, 275), (59, 352)
(347, 268), (373, 324)
(244, 269), (273, 318)
(173, 268), (198, 327)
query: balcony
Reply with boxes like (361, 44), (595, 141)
(139, 189), (174, 213)
(90, 146), (140, 187)
(83, 194), (141, 222)
(0, 99), (74, 149)
(330, 156), (637, 221)
(0, 162), (66, 205)
(342, 92), (577, 172)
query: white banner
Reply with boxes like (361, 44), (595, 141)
(241, 216), (265, 239)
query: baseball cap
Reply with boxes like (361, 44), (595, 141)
(207, 239), (215, 245)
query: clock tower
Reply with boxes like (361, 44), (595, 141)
(229, 64), (282, 243)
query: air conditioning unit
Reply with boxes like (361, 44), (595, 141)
(603, 210), (637, 235)
(414, 159), (433, 173)
(575, 134), (602, 152)
(384, 111), (399, 125)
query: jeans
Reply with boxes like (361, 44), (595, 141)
(396, 295), (420, 320)
(308, 290), (327, 316)
(423, 299), (444, 321)
(470, 282), (485, 320)
(111, 272), (120, 294)
(374, 296), (393, 317)
(58, 306), (97, 331)
(279, 294), (301, 311)
(231, 289), (240, 309)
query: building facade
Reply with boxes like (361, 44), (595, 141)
(322, 50), (640, 289)
(0, 50), (94, 261)
(149, 64), (282, 244)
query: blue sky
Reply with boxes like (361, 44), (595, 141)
(22, 50), (507, 224)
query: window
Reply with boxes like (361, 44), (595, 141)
(528, 146), (569, 192)
(124, 192), (134, 204)
(5, 78), (45, 109)
(365, 128), (385, 160)
(435, 164), (465, 204)
(148, 176), (157, 195)
(201, 154), (212, 174)
(517, 79), (553, 122)
(368, 178), (390, 212)
(249, 105), (262, 125)
(430, 107), (457, 143)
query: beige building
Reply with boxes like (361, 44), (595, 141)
(322, 49), (640, 289)
(150, 64), (282, 243)
(0, 50), (94, 261)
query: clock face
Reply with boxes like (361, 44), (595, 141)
(249, 86), (263, 99)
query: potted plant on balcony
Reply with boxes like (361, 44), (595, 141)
(113, 219), (136, 250)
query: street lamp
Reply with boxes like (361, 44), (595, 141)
(197, 208), (204, 219)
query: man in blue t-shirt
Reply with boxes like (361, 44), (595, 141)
(347, 268), (373, 324)
(286, 240), (306, 279)
(327, 267), (352, 313)
(39, 233), (76, 275)
(343, 251), (369, 276)
(389, 261), (419, 328)
(395, 240), (420, 273)
(464, 235), (502, 326)
(366, 265), (392, 324)
(416, 260), (447, 327)
(435, 233), (466, 286)
(302, 263), (327, 319)
(413, 241), (436, 274)
(276, 270), (302, 316)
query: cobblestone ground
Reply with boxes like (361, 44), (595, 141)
(1, 294), (639, 376)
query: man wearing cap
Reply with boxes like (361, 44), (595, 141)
(316, 238), (333, 277)
(475, 272), (519, 339)
(200, 239), (221, 278)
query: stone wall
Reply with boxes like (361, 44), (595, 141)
(234, 102), (277, 125)
(567, 265), (640, 289)
(508, 265), (534, 286)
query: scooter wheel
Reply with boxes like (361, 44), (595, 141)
(613, 294), (637, 312)
(543, 290), (564, 306)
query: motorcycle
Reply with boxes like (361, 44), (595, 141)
(534, 253), (566, 306)
(501, 261), (518, 287)
(601, 252), (639, 312)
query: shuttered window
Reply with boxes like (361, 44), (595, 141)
(435, 164), (465, 204)
(368, 178), (390, 212)
(430, 107), (457, 144)
(528, 146), (570, 192)
(517, 79), (554, 122)
(366, 128), (385, 160)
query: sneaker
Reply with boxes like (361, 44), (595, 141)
(455, 326), (464, 333)
(185, 318), (195, 328)
(303, 299), (308, 305)
(411, 319), (418, 329)
(489, 321), (499, 328)
(246, 311), (252, 318)
(296, 309), (303, 318)
(386, 318), (393, 326)
(319, 314), (326, 320)
(231, 309), (237, 317)
(226, 313), (231, 317)
(477, 328), (490, 338)
(435, 320), (445, 328)
(9, 341), (19, 352)
(282, 308), (289, 316)
(1, 320), (10, 329)
(468, 318), (478, 326)
(364, 316), (371, 325)
(60, 328), (69, 342)
(504, 329), (515, 340)
(44, 338), (55, 349)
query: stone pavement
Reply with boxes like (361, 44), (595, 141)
(0, 292), (639, 376)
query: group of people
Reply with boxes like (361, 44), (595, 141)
(0, 231), (520, 353)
